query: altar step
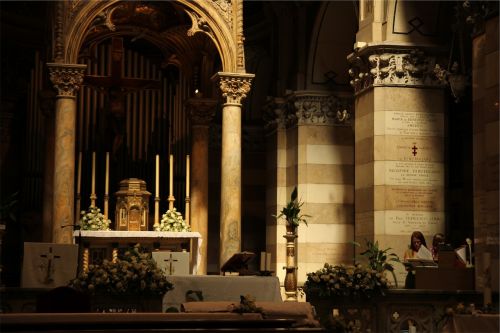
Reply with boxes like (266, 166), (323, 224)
(0, 313), (326, 332)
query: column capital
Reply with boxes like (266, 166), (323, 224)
(211, 72), (255, 105)
(347, 44), (447, 95)
(186, 97), (218, 126)
(287, 91), (353, 127)
(47, 63), (87, 98)
(262, 97), (288, 133)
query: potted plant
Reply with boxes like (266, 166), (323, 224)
(155, 207), (191, 232)
(355, 239), (401, 287)
(69, 244), (173, 312)
(79, 206), (111, 231)
(273, 186), (310, 234)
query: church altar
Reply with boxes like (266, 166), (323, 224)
(73, 230), (202, 274)
(163, 275), (282, 311)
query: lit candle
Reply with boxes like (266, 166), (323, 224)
(77, 152), (82, 193)
(155, 154), (160, 197)
(169, 154), (174, 195)
(105, 152), (109, 195)
(260, 252), (266, 271)
(91, 152), (96, 195)
(186, 155), (190, 196)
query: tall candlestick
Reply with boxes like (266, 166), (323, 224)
(90, 151), (96, 207)
(105, 152), (109, 195)
(169, 154), (174, 195)
(155, 154), (160, 196)
(91, 152), (96, 194)
(186, 155), (190, 196)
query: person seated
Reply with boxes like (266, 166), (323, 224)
(403, 231), (431, 288)
(431, 233), (445, 262)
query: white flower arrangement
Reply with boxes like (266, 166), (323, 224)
(155, 207), (191, 232)
(79, 206), (111, 231)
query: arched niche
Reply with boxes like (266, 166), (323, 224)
(59, 0), (241, 73)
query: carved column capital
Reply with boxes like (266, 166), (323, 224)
(262, 97), (288, 133)
(212, 72), (255, 105)
(287, 91), (354, 126)
(348, 45), (447, 95)
(186, 98), (218, 126)
(47, 63), (87, 98)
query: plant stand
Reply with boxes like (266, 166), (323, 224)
(283, 230), (298, 301)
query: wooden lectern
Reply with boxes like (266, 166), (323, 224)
(220, 252), (256, 276)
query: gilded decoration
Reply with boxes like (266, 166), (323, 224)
(348, 48), (446, 94)
(47, 63), (87, 97)
(210, 0), (232, 24)
(214, 73), (254, 105)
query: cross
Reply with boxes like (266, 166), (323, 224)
(83, 37), (161, 156)
(163, 253), (178, 275)
(412, 145), (418, 156)
(40, 247), (61, 283)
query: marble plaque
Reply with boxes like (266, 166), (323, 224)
(22, 242), (79, 288)
(382, 211), (444, 235)
(152, 251), (190, 276)
(384, 111), (444, 137)
(384, 186), (443, 211)
(384, 161), (443, 186)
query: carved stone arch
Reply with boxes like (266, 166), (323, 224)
(62, 0), (240, 72)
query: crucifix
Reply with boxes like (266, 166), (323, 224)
(83, 37), (161, 158)
(412, 145), (418, 156)
(163, 253), (179, 275)
(39, 247), (61, 284)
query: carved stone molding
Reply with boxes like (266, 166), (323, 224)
(210, 0), (233, 25)
(262, 97), (288, 133)
(186, 98), (218, 126)
(288, 92), (354, 126)
(348, 47), (446, 95)
(47, 63), (87, 98)
(212, 72), (254, 105)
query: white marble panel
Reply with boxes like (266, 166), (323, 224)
(306, 145), (354, 165)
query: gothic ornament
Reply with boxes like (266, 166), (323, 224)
(290, 94), (353, 126)
(348, 49), (446, 94)
(215, 73), (254, 105)
(186, 98), (218, 126)
(210, 0), (232, 24)
(262, 97), (288, 132)
(47, 63), (87, 97)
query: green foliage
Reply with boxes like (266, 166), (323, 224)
(273, 187), (310, 227)
(304, 263), (390, 299)
(69, 244), (173, 296)
(79, 206), (111, 231)
(354, 239), (401, 287)
(155, 207), (191, 232)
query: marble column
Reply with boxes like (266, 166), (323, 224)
(187, 97), (217, 275)
(47, 63), (86, 244)
(212, 72), (254, 268)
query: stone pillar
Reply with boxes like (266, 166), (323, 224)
(47, 63), (86, 244)
(186, 97), (217, 275)
(348, 47), (447, 284)
(472, 16), (499, 294)
(212, 72), (254, 268)
(40, 89), (57, 242)
(263, 97), (288, 278)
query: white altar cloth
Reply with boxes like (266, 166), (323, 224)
(163, 275), (282, 311)
(73, 231), (202, 274)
